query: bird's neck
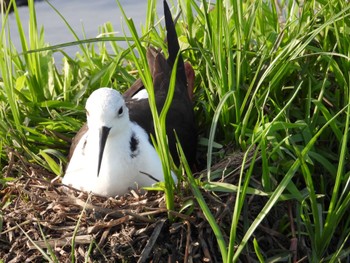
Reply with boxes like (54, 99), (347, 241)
(105, 123), (133, 151)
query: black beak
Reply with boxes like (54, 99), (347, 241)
(97, 126), (111, 177)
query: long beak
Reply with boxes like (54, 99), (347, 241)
(97, 126), (111, 177)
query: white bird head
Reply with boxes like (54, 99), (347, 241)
(85, 87), (129, 177)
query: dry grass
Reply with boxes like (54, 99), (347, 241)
(0, 147), (297, 262)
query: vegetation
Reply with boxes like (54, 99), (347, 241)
(1, 0), (350, 261)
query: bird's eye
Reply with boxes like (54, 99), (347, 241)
(118, 106), (123, 116)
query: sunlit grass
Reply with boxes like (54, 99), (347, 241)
(2, 0), (350, 261)
(116, 0), (177, 214)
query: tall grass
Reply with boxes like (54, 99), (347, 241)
(115, 0), (177, 214)
(1, 0), (350, 261)
(0, 0), (138, 172)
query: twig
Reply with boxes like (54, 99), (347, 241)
(138, 219), (166, 263)
(27, 235), (94, 249)
(184, 220), (191, 263)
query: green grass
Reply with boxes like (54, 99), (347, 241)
(2, 0), (350, 261)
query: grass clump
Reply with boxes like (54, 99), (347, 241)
(1, 0), (350, 262)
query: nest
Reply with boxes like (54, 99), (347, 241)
(0, 149), (293, 262)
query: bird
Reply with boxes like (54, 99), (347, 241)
(63, 1), (197, 196)
(62, 87), (175, 197)
(68, 0), (196, 167)
(123, 0), (197, 167)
